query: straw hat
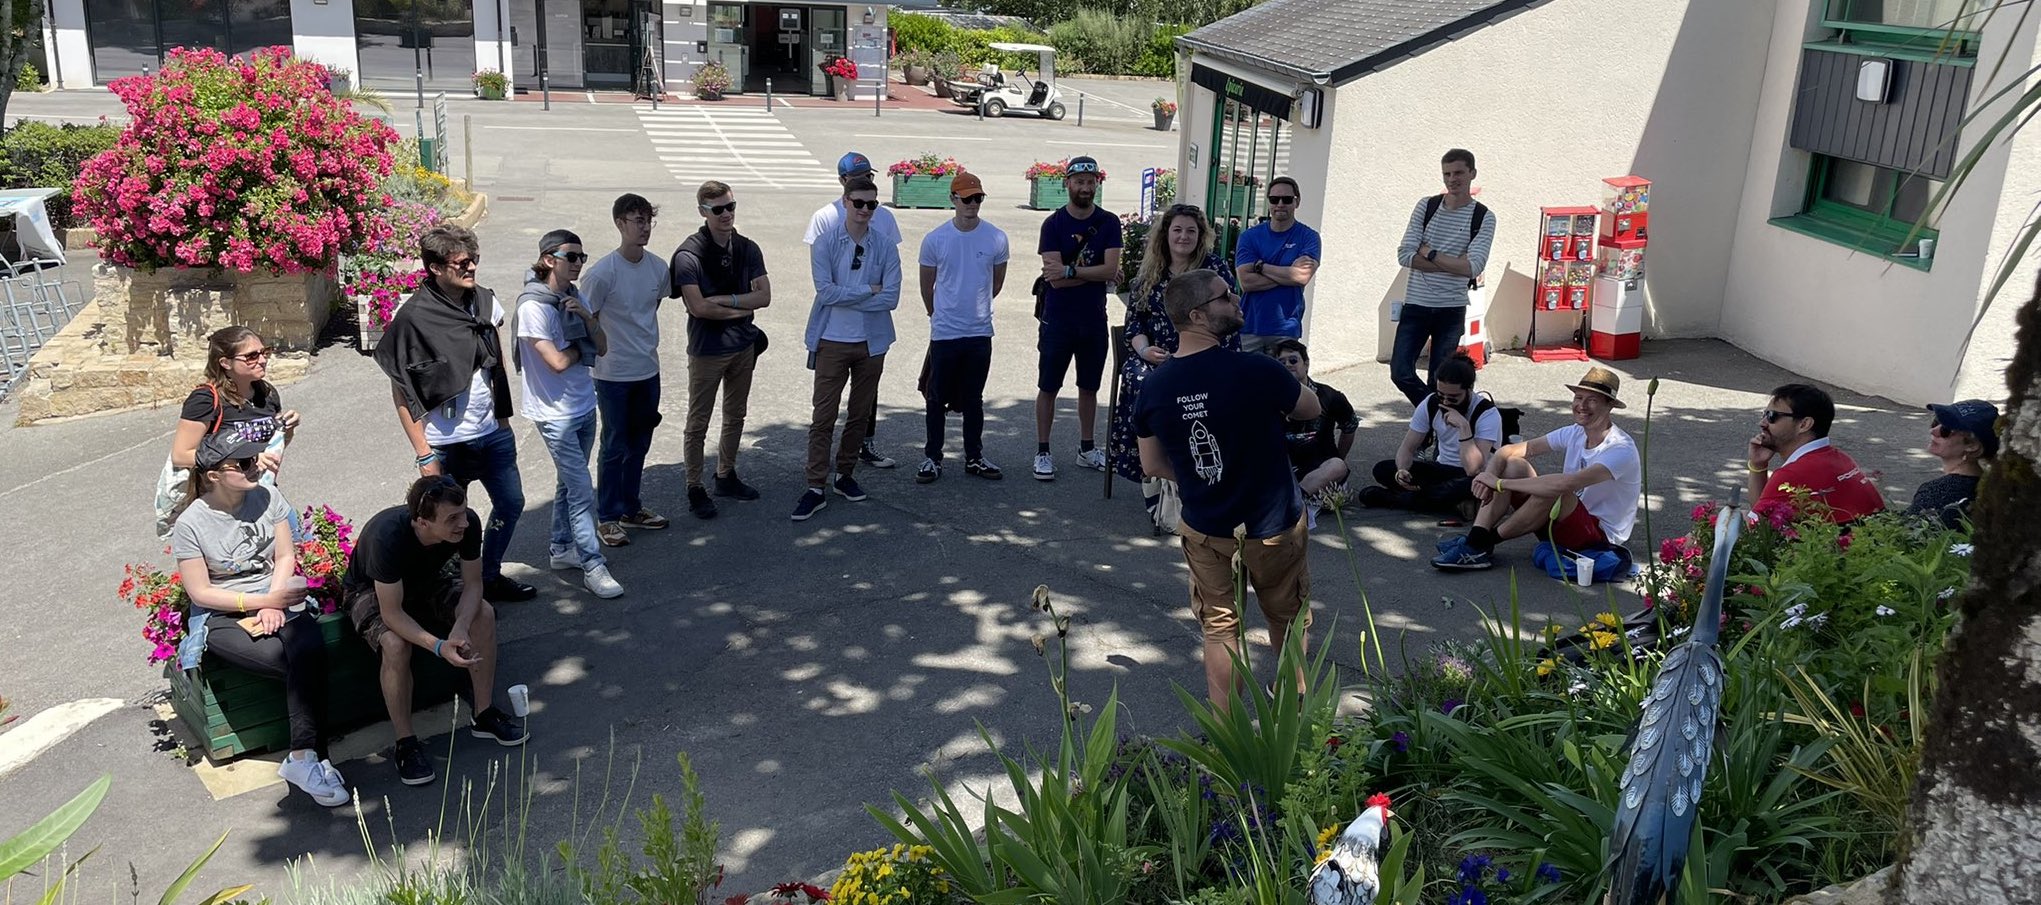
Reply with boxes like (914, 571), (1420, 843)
(1565, 366), (1626, 408)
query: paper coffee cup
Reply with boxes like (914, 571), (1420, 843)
(1573, 554), (1595, 587)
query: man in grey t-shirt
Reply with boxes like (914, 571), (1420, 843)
(1392, 148), (1496, 405)
(584, 193), (673, 545)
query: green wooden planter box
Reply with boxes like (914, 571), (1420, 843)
(166, 611), (464, 761)
(891, 174), (956, 209)
(1026, 178), (1107, 212)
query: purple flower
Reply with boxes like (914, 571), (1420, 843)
(1391, 730), (1410, 753)
(1536, 862), (1562, 885)
(1447, 887), (1488, 905)
(1496, 867), (1512, 884)
(1457, 853), (1492, 883)
(1441, 698), (1462, 715)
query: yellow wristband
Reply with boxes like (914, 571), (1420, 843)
(1748, 462), (1769, 474)
(236, 592), (246, 613)
(1496, 478), (1506, 493)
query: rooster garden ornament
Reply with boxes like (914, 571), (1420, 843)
(1308, 792), (1392, 905)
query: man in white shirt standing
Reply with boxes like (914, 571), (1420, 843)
(914, 171), (1008, 483)
(795, 175), (902, 521)
(582, 193), (673, 547)
(807, 151), (903, 470)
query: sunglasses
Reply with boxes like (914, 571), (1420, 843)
(957, 194), (986, 205)
(552, 251), (589, 264)
(851, 243), (865, 271)
(1761, 409), (1797, 424)
(1198, 287), (1236, 308)
(214, 456), (260, 475)
(702, 201), (738, 215)
(1930, 423), (1958, 438)
(1267, 195), (1298, 205)
(444, 257), (479, 272)
(231, 348), (274, 363)
(847, 198), (880, 211)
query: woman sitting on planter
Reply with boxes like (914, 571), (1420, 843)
(159, 326), (300, 537)
(1908, 399), (1999, 530)
(1105, 204), (1236, 526)
(171, 432), (347, 807)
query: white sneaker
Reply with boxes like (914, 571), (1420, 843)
(549, 548), (581, 571)
(1033, 452), (1056, 481)
(279, 752), (349, 807)
(1076, 447), (1107, 471)
(583, 564), (625, 599)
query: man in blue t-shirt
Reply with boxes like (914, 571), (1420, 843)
(1232, 176), (1321, 354)
(1033, 155), (1123, 481)
(1134, 268), (1320, 711)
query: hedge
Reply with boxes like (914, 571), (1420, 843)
(0, 121), (121, 228)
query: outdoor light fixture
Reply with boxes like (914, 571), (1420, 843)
(862, 5), (875, 23)
(1856, 58), (1892, 103)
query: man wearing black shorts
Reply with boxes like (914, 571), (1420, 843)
(343, 475), (527, 786)
(1033, 155), (1122, 481)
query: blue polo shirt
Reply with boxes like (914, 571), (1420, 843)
(1235, 221), (1322, 338)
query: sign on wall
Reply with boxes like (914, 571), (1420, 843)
(1190, 63), (1292, 121)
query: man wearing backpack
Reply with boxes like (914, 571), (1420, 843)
(1392, 149), (1495, 406)
(1361, 350), (1504, 517)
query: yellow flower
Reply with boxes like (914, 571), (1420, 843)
(1596, 612), (1622, 629)
(1543, 624), (1564, 639)
(1536, 658), (1558, 677)
(1590, 630), (1621, 650)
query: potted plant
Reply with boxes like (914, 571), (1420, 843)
(887, 153), (963, 209)
(1152, 97), (1177, 131)
(930, 50), (963, 98)
(472, 68), (509, 100)
(695, 61), (733, 100)
(896, 50), (934, 87)
(323, 64), (352, 95)
(822, 57), (858, 101)
(1024, 158), (1107, 211)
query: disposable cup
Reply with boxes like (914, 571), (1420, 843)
(507, 684), (530, 717)
(1573, 554), (1595, 587)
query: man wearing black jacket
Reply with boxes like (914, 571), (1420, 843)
(374, 225), (538, 602)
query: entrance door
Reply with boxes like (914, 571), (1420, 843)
(706, 2), (748, 90)
(1205, 97), (1292, 267)
(581, 0), (633, 88)
(805, 5), (844, 96)
(514, 0), (585, 89)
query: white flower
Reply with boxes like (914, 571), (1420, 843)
(1781, 614), (1804, 630)
(1875, 605), (1895, 617)
(1937, 587), (1959, 601)
(1805, 613), (1829, 629)
(1949, 543), (1974, 557)
(1670, 625), (1692, 638)
(1783, 603), (1808, 618)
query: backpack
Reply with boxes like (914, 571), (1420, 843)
(1418, 391), (1521, 457)
(152, 383), (224, 540)
(1421, 195), (1489, 291)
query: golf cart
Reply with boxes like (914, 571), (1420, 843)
(945, 42), (1067, 120)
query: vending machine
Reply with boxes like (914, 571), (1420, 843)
(1590, 175), (1651, 361)
(1528, 206), (1597, 362)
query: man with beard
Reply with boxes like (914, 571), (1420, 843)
(1433, 367), (1640, 571)
(1033, 155), (1122, 481)
(1134, 269), (1320, 710)
(1746, 383), (1885, 523)
(669, 181), (772, 519)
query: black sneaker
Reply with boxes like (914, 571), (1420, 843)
(714, 472), (760, 500)
(688, 485), (718, 519)
(858, 441), (897, 469)
(393, 736), (435, 786)
(1356, 486), (1391, 508)
(964, 458), (1004, 480)
(470, 707), (528, 747)
(483, 576), (538, 602)
(832, 473), (868, 501)
(915, 457), (942, 484)
(791, 488), (828, 521)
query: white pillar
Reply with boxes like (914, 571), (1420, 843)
(43, 0), (94, 89)
(290, 0), (363, 86)
(474, 0), (514, 81)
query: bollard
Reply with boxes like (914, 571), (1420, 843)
(416, 68), (425, 110)
(464, 114), (474, 186)
(541, 68), (550, 111)
(766, 78), (773, 111)
(1077, 92), (1084, 127)
(875, 78), (881, 117)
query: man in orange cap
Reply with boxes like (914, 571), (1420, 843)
(914, 171), (1009, 483)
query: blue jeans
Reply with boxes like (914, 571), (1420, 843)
(537, 411), (605, 571)
(1391, 304), (1466, 406)
(595, 376), (661, 522)
(434, 425), (524, 581)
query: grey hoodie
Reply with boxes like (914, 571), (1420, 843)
(515, 274), (598, 370)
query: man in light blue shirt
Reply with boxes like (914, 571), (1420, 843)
(1233, 176), (1321, 354)
(796, 174), (902, 521)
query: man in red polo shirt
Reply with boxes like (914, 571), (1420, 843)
(1746, 383), (1885, 523)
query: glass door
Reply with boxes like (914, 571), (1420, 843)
(806, 6), (844, 96)
(706, 2), (747, 90)
(1205, 98), (1292, 267)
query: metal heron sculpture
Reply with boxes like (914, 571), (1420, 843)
(1606, 495), (1743, 904)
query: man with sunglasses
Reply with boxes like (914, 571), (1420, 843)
(1134, 269), (1320, 711)
(796, 175), (902, 521)
(915, 170), (1008, 483)
(1233, 176), (1321, 355)
(376, 224), (537, 603)
(1034, 155), (1122, 480)
(808, 152), (905, 470)
(582, 193), (676, 544)
(670, 181), (773, 520)
(1746, 383), (1885, 523)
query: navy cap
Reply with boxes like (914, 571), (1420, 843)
(837, 152), (873, 177)
(195, 433), (268, 472)
(1066, 156), (1100, 177)
(1926, 399), (2001, 457)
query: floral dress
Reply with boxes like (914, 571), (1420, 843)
(1108, 252), (1238, 485)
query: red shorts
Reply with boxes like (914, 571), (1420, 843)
(1536, 496), (1608, 551)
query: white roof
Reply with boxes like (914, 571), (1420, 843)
(988, 42), (1057, 54)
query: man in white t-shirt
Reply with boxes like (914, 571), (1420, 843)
(913, 171), (1008, 483)
(807, 151), (903, 469)
(1434, 366), (1641, 571)
(581, 193), (675, 545)
(1362, 351), (1502, 516)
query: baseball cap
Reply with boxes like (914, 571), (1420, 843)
(1926, 399), (2001, 457)
(195, 433), (269, 472)
(837, 152), (873, 177)
(1066, 156), (1100, 177)
(950, 171), (985, 198)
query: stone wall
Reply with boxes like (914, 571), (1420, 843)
(13, 264), (328, 424)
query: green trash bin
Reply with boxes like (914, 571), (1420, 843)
(418, 137), (440, 173)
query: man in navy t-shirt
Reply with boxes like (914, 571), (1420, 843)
(1033, 155), (1123, 482)
(1232, 176), (1321, 354)
(1134, 268), (1320, 711)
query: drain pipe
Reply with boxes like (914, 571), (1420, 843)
(44, 6), (64, 90)
(495, 0), (507, 74)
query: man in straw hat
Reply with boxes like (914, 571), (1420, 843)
(1433, 366), (1641, 571)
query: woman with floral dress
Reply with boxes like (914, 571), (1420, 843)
(1106, 204), (1237, 522)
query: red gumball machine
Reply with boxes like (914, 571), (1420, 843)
(1591, 175), (1651, 361)
(1529, 206), (1597, 362)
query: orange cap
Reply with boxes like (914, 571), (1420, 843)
(950, 171), (985, 198)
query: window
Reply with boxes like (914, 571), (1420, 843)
(1822, 0), (1980, 57)
(1782, 154), (1941, 266)
(1827, 0), (1972, 30)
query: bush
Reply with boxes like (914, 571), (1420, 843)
(19, 61), (42, 87)
(890, 12), (953, 54)
(1048, 9), (1153, 76)
(1135, 24), (1191, 78)
(0, 120), (120, 227)
(73, 47), (399, 274)
(953, 25), (1052, 69)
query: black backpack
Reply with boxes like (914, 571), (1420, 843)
(1419, 391), (1521, 454)
(1421, 195), (1489, 291)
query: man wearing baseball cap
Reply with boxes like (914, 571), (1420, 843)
(1435, 366), (1641, 571)
(1745, 383), (1885, 524)
(808, 150), (904, 468)
(915, 170), (1009, 483)
(1033, 154), (1121, 480)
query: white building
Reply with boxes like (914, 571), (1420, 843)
(41, 0), (888, 97)
(1173, 0), (2037, 405)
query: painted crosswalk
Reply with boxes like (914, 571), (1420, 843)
(634, 106), (842, 192)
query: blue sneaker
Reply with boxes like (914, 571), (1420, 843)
(1431, 538), (1493, 571)
(1437, 534), (1468, 552)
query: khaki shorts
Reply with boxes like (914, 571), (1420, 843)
(345, 577), (464, 654)
(1178, 516), (1311, 643)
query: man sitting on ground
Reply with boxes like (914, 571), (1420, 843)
(343, 475), (528, 786)
(1433, 367), (1640, 571)
(1270, 340), (1355, 508)
(1746, 383), (1885, 524)
(1362, 350), (1501, 517)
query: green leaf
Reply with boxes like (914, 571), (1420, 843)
(0, 774), (111, 880)
(158, 830), (230, 905)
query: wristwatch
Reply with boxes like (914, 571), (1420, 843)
(1253, 261), (1266, 275)
(1425, 249), (1439, 262)
(1063, 264), (1077, 279)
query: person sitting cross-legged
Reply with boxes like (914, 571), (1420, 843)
(1361, 350), (1501, 518)
(1433, 367), (1640, 572)
(1269, 339), (1355, 511)
(341, 475), (528, 786)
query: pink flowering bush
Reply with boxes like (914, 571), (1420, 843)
(293, 504), (356, 614)
(341, 196), (441, 326)
(887, 153), (963, 177)
(73, 46), (400, 275)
